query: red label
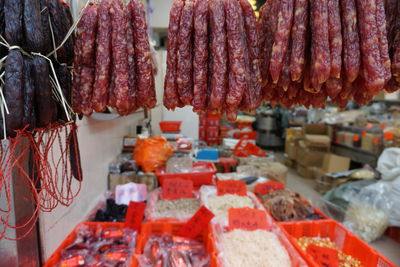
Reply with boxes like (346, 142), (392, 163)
(124, 201), (146, 231)
(60, 256), (85, 267)
(361, 130), (367, 137)
(352, 135), (360, 142)
(307, 244), (339, 267)
(105, 251), (127, 261)
(162, 178), (194, 200)
(366, 123), (373, 129)
(217, 180), (247, 196)
(254, 181), (284, 195)
(103, 230), (123, 239)
(373, 137), (380, 144)
(380, 124), (386, 130)
(177, 206), (214, 239)
(228, 207), (268, 231)
(335, 137), (339, 143)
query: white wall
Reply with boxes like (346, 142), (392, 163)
(151, 0), (173, 28)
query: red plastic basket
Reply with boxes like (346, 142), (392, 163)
(159, 121), (182, 132)
(44, 222), (138, 267)
(281, 220), (396, 267)
(155, 162), (217, 188)
(135, 222), (217, 266)
(386, 227), (400, 243)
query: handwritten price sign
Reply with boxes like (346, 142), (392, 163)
(228, 207), (268, 231)
(217, 180), (247, 196)
(178, 206), (214, 239)
(254, 181), (284, 195)
(124, 201), (146, 231)
(307, 244), (339, 267)
(162, 178), (194, 200)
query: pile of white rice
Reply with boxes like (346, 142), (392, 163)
(220, 229), (291, 267)
(205, 194), (254, 216)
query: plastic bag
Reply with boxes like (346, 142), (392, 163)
(377, 148), (400, 181)
(133, 137), (173, 173)
(136, 234), (210, 267)
(145, 188), (201, 222)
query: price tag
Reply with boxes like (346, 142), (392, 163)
(124, 201), (146, 231)
(307, 244), (339, 267)
(217, 180), (247, 196)
(352, 135), (360, 142)
(335, 137), (339, 143)
(366, 123), (373, 129)
(228, 207), (268, 231)
(373, 137), (380, 144)
(177, 206), (214, 239)
(162, 178), (194, 200)
(380, 124), (386, 130)
(255, 181), (284, 195)
(361, 130), (367, 137)
(60, 255), (85, 267)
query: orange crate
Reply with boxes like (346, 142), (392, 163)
(135, 222), (217, 266)
(159, 121), (182, 132)
(44, 222), (138, 267)
(155, 162), (217, 188)
(281, 220), (396, 267)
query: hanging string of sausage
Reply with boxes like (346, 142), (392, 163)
(164, 0), (400, 119)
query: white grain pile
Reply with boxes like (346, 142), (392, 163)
(220, 229), (291, 267)
(205, 194), (254, 216)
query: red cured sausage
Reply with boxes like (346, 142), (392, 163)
(239, 0), (262, 110)
(176, 0), (194, 106)
(375, 0), (391, 83)
(356, 0), (385, 92)
(327, 0), (342, 78)
(209, 0), (228, 110)
(223, 0), (248, 107)
(93, 0), (111, 113)
(290, 0), (308, 82)
(325, 76), (343, 99)
(310, 0), (330, 89)
(164, 0), (185, 110)
(110, 0), (130, 112)
(278, 45), (292, 91)
(269, 0), (294, 84)
(131, 0), (157, 108)
(192, 0), (209, 112)
(341, 0), (360, 82)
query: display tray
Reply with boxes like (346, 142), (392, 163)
(281, 220), (396, 267)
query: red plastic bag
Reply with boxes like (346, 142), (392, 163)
(232, 139), (267, 158)
(133, 137), (174, 173)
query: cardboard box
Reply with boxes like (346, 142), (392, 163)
(304, 135), (331, 150)
(296, 164), (314, 179)
(343, 132), (354, 147)
(304, 124), (329, 135)
(284, 155), (295, 168)
(285, 141), (297, 160)
(296, 145), (325, 167)
(109, 173), (158, 192)
(286, 128), (304, 141)
(322, 153), (351, 173)
(312, 167), (326, 180)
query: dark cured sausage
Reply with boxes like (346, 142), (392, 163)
(209, 0), (228, 110)
(310, 0), (330, 90)
(269, 0), (294, 84)
(327, 0), (342, 78)
(341, 0), (360, 82)
(192, 0), (209, 113)
(239, 0), (262, 110)
(4, 0), (22, 46)
(375, 0), (391, 83)
(4, 50), (23, 137)
(32, 56), (57, 128)
(356, 0), (385, 92)
(290, 0), (308, 82)
(40, 0), (52, 55)
(110, 0), (130, 112)
(164, 0), (185, 110)
(176, 0), (194, 106)
(224, 0), (247, 107)
(93, 0), (111, 113)
(24, 0), (44, 53)
(23, 57), (36, 130)
(131, 0), (157, 109)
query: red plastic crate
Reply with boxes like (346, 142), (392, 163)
(159, 121), (182, 132)
(207, 126), (219, 138)
(386, 227), (400, 243)
(135, 222), (217, 267)
(155, 162), (217, 188)
(44, 222), (138, 267)
(199, 125), (206, 140)
(281, 220), (396, 267)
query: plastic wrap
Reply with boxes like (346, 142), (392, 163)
(136, 234), (210, 267)
(199, 186), (264, 217)
(57, 224), (137, 267)
(376, 148), (400, 181)
(145, 188), (200, 222)
(133, 137), (174, 173)
(210, 216), (307, 267)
